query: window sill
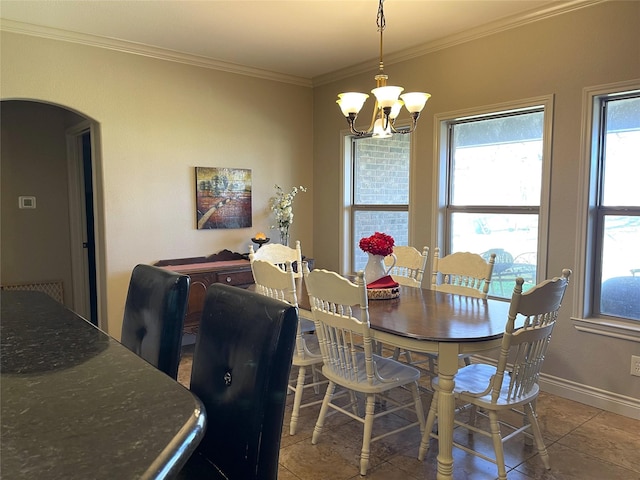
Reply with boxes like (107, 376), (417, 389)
(572, 316), (640, 342)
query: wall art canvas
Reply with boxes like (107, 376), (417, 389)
(196, 167), (252, 229)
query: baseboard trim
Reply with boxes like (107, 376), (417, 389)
(538, 373), (640, 420)
(472, 355), (640, 420)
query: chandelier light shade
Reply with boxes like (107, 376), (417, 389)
(337, 0), (431, 138)
(337, 92), (369, 116)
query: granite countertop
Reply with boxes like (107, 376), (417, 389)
(1, 291), (205, 479)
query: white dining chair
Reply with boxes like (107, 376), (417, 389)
(249, 240), (314, 333)
(304, 268), (425, 476)
(250, 259), (326, 436)
(249, 240), (303, 277)
(431, 247), (496, 298)
(418, 269), (571, 480)
(384, 245), (429, 287)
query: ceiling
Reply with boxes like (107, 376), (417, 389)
(0, 0), (592, 82)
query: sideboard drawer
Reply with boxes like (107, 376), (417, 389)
(157, 257), (254, 333)
(214, 269), (254, 286)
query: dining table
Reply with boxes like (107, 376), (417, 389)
(1, 290), (206, 479)
(296, 279), (511, 480)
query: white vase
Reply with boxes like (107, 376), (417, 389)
(364, 253), (396, 285)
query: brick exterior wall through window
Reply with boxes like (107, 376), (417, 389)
(353, 134), (410, 272)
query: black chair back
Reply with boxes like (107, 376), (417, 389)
(121, 264), (190, 379)
(179, 283), (297, 480)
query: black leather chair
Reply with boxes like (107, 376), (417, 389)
(177, 283), (297, 480)
(120, 264), (190, 379)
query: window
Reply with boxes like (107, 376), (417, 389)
(346, 134), (411, 273)
(436, 98), (553, 298)
(591, 91), (640, 321)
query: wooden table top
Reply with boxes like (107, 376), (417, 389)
(296, 281), (510, 344)
(366, 285), (510, 343)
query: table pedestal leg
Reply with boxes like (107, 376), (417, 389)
(436, 342), (459, 480)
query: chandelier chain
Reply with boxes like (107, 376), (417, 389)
(377, 0), (386, 32)
(377, 0), (386, 73)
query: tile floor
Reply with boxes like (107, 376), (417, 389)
(178, 345), (640, 480)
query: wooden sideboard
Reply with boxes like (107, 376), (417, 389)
(156, 250), (254, 333)
(156, 249), (314, 334)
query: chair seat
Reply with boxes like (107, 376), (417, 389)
(433, 363), (539, 408)
(323, 352), (421, 394)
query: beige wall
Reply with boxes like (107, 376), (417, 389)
(313, 1), (640, 410)
(1, 32), (313, 336)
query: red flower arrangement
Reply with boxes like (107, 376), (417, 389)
(359, 232), (395, 257)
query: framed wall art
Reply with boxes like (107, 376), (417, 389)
(195, 167), (252, 229)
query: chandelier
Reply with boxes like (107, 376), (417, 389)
(336, 0), (431, 138)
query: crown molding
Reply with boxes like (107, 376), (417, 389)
(0, 18), (313, 88)
(312, 0), (607, 86)
(1, 0), (605, 89)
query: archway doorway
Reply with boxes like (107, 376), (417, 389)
(0, 100), (103, 326)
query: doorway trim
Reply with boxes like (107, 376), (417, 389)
(66, 120), (107, 330)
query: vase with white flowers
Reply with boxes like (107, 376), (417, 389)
(270, 184), (306, 246)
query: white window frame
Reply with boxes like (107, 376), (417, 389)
(340, 127), (418, 275)
(431, 95), (554, 288)
(573, 79), (640, 342)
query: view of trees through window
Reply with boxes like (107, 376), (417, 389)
(446, 109), (544, 298)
